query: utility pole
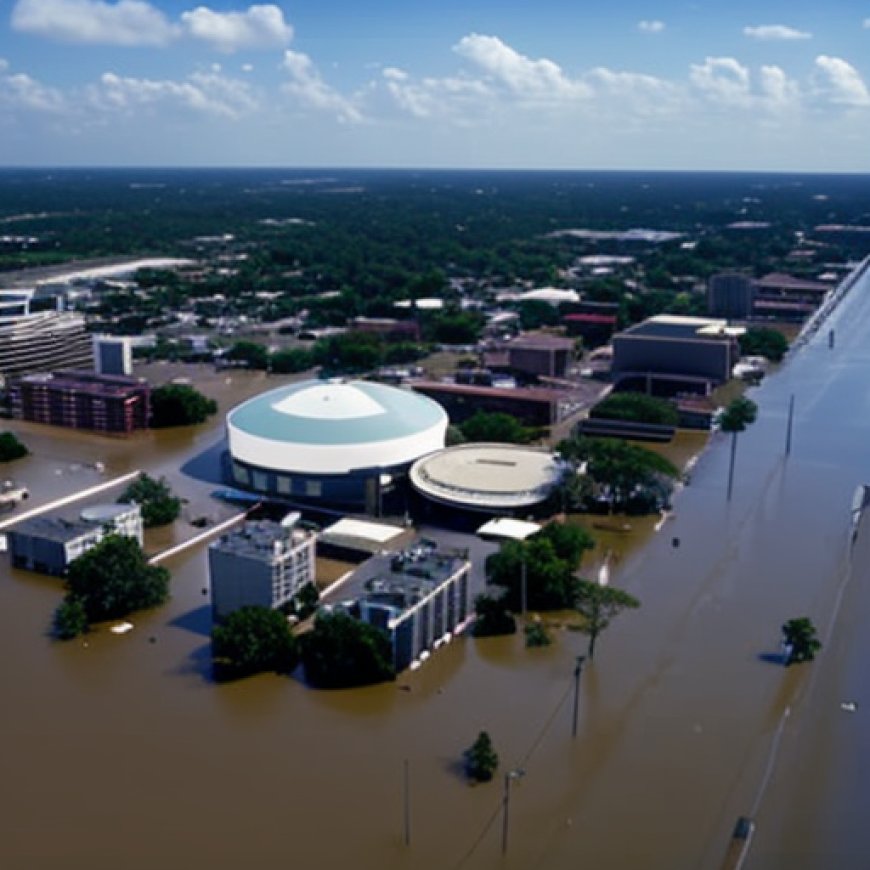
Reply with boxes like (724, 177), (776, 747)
(785, 394), (795, 457)
(572, 655), (585, 738)
(403, 758), (411, 847)
(501, 769), (525, 855)
(521, 558), (527, 618)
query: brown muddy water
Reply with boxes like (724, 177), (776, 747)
(1, 294), (869, 870)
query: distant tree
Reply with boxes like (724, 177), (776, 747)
(383, 342), (428, 365)
(425, 310), (483, 345)
(720, 396), (758, 500)
(118, 473), (180, 527)
(573, 580), (640, 660)
(472, 593), (517, 637)
(311, 331), (384, 374)
(464, 730), (499, 783)
(591, 393), (679, 427)
(739, 328), (789, 363)
(301, 611), (395, 688)
(211, 606), (299, 680)
(0, 431), (28, 462)
(518, 299), (560, 330)
(226, 340), (270, 370)
(150, 383), (217, 428)
(269, 347), (314, 374)
(459, 410), (533, 444)
(445, 425), (467, 447)
(64, 534), (170, 624)
(781, 617), (821, 665)
(53, 596), (88, 640)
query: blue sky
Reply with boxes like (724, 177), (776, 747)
(1, 0), (869, 169)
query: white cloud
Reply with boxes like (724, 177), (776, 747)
(453, 33), (590, 101)
(281, 50), (362, 123)
(743, 25), (811, 41)
(382, 68), (491, 120)
(758, 65), (800, 110)
(690, 57), (752, 107)
(638, 20), (665, 34)
(181, 5), (293, 53)
(863, 18), (870, 28)
(1, 70), (67, 112)
(11, 0), (176, 46)
(89, 69), (257, 118)
(813, 55), (870, 107)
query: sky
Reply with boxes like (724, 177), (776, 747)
(1, 0), (870, 170)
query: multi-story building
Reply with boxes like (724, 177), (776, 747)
(93, 336), (134, 376)
(707, 273), (757, 319)
(351, 543), (471, 672)
(6, 503), (143, 577)
(0, 289), (92, 387)
(208, 517), (317, 622)
(10, 370), (150, 434)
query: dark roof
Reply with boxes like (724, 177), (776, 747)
(620, 319), (731, 341)
(508, 333), (575, 350)
(563, 313), (618, 325)
(756, 273), (830, 293)
(410, 380), (566, 403)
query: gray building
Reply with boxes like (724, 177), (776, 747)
(349, 543), (471, 672)
(7, 503), (143, 577)
(93, 336), (133, 376)
(208, 517), (317, 621)
(707, 273), (756, 319)
(611, 315), (743, 392)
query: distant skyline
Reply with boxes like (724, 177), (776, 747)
(2, 1), (869, 170)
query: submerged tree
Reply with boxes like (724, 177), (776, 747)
(464, 730), (499, 783)
(212, 606), (299, 680)
(720, 396), (758, 501)
(781, 617), (822, 665)
(118, 472), (181, 527)
(573, 580), (640, 660)
(472, 593), (517, 637)
(150, 383), (217, 428)
(0, 431), (28, 462)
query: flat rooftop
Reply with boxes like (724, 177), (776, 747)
(621, 315), (742, 341)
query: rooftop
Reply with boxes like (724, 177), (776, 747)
(622, 315), (744, 341)
(211, 518), (311, 560)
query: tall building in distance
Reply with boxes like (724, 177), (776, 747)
(208, 516), (317, 622)
(93, 335), (134, 377)
(707, 273), (756, 319)
(0, 288), (92, 387)
(9, 370), (151, 435)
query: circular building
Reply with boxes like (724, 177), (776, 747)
(410, 443), (567, 516)
(226, 379), (448, 511)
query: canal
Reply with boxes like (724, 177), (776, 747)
(1, 271), (868, 868)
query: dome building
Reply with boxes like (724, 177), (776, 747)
(226, 379), (448, 512)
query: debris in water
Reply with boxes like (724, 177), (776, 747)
(110, 621), (134, 635)
(840, 701), (858, 713)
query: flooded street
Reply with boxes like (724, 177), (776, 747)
(1, 278), (870, 870)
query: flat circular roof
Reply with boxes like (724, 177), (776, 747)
(410, 443), (566, 511)
(227, 379), (448, 475)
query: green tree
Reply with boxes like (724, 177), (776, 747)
(150, 383), (217, 428)
(739, 328), (789, 363)
(486, 523), (594, 611)
(312, 331), (384, 374)
(524, 620), (552, 647)
(573, 580), (640, 660)
(558, 436), (678, 513)
(720, 396), (758, 500)
(591, 393), (679, 426)
(781, 617), (822, 665)
(425, 310), (483, 345)
(268, 347), (314, 374)
(65, 534), (170, 623)
(53, 596), (89, 640)
(301, 611), (395, 688)
(118, 473), (181, 528)
(0, 431), (28, 462)
(472, 593), (517, 637)
(459, 411), (533, 444)
(212, 606), (299, 680)
(226, 340), (270, 370)
(464, 730), (499, 783)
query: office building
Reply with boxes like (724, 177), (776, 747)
(208, 517), (317, 622)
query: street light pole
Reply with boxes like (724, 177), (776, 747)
(572, 655), (585, 739)
(501, 768), (525, 855)
(403, 758), (411, 847)
(521, 558), (527, 618)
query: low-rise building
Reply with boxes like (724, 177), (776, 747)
(611, 315), (743, 393)
(10, 369), (150, 434)
(208, 516), (317, 622)
(7, 503), (143, 577)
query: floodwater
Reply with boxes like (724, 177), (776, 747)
(1, 279), (869, 870)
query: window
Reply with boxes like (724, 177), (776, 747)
(305, 479), (322, 498)
(276, 475), (292, 495)
(233, 463), (250, 485)
(252, 470), (268, 492)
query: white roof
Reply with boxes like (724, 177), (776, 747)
(477, 518), (542, 540)
(394, 297), (444, 310)
(518, 288), (580, 304)
(320, 518), (406, 545)
(272, 383), (386, 421)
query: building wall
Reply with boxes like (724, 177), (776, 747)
(209, 527), (316, 621)
(0, 311), (92, 386)
(612, 335), (735, 383)
(411, 385), (556, 426)
(708, 274), (756, 319)
(507, 346), (570, 378)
